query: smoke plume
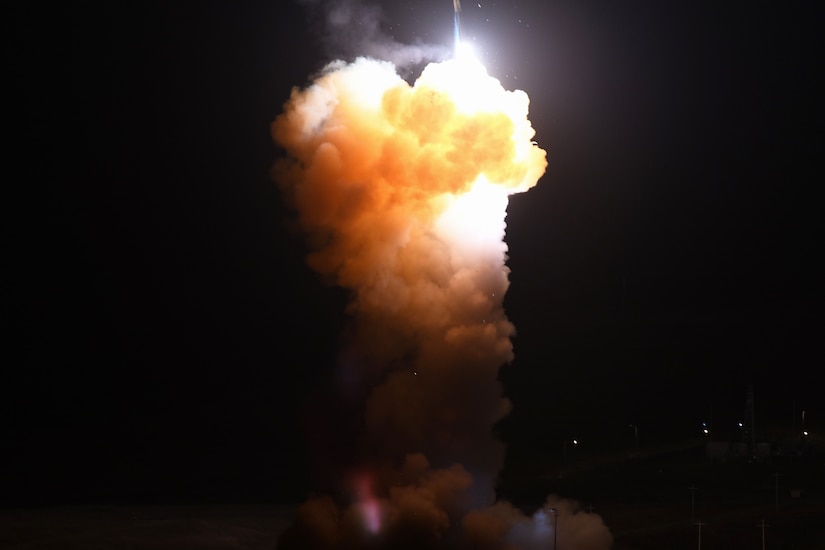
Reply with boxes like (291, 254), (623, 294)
(272, 38), (611, 550)
(298, 0), (450, 69)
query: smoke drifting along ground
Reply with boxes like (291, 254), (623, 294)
(272, 49), (611, 549)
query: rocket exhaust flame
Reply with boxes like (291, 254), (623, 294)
(272, 11), (612, 549)
(453, 0), (463, 54)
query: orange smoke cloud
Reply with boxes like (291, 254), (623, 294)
(273, 54), (545, 472)
(272, 54), (610, 548)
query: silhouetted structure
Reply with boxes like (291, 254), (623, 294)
(743, 385), (756, 457)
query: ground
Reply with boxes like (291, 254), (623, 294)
(500, 441), (825, 549)
(3, 444), (823, 549)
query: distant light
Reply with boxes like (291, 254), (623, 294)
(702, 429), (709, 434)
(737, 422), (743, 428)
(701, 422), (707, 427)
(803, 431), (808, 436)
(573, 439), (578, 445)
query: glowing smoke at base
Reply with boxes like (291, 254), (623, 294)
(272, 52), (611, 548)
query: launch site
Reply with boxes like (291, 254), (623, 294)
(7, 1), (822, 548)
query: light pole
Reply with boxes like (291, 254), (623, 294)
(561, 438), (578, 475)
(688, 483), (698, 525)
(695, 520), (705, 550)
(756, 518), (769, 550)
(771, 472), (782, 512)
(549, 507), (559, 550)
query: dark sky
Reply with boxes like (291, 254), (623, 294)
(6, 1), (823, 507)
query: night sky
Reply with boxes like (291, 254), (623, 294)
(6, 0), (823, 507)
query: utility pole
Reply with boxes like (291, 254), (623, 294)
(792, 400), (796, 434)
(549, 508), (559, 550)
(771, 472), (782, 512)
(700, 406), (713, 437)
(695, 520), (705, 550)
(756, 518), (769, 550)
(688, 483), (698, 525)
(744, 385), (756, 456)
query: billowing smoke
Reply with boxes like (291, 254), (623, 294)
(271, 31), (611, 550)
(298, 0), (450, 69)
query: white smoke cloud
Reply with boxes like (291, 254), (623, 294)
(297, 0), (450, 68)
(272, 8), (612, 548)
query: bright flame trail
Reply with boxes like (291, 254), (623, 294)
(272, 18), (612, 550)
(453, 0), (463, 54)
